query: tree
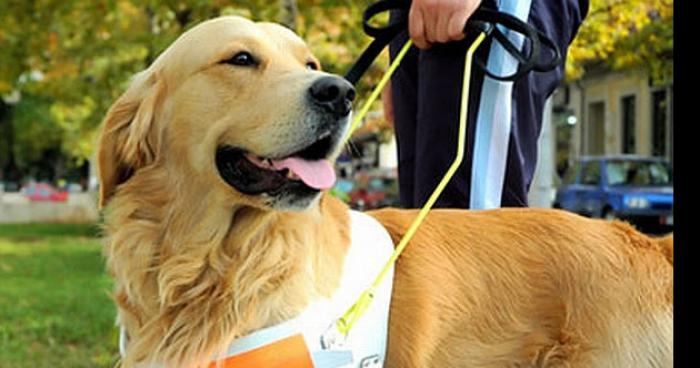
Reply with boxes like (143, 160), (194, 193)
(566, 0), (673, 85)
(0, 0), (381, 178)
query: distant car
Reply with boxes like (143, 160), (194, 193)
(348, 175), (400, 210)
(23, 182), (69, 202)
(554, 156), (673, 232)
(1, 181), (21, 192)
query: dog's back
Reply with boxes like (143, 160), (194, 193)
(370, 207), (673, 368)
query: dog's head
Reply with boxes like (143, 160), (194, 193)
(98, 16), (355, 211)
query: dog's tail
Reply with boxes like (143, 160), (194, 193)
(655, 233), (673, 265)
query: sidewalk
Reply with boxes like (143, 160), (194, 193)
(0, 192), (99, 223)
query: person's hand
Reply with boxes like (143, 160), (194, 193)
(409, 0), (482, 49)
(382, 80), (394, 127)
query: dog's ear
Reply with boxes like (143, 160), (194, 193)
(97, 71), (165, 208)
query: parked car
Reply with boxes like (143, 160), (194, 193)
(23, 182), (69, 202)
(554, 155), (673, 233)
(1, 181), (21, 192)
(346, 173), (400, 210)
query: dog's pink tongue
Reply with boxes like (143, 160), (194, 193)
(272, 157), (336, 190)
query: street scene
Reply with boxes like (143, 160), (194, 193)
(1, 0), (673, 366)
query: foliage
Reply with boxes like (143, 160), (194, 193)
(0, 224), (117, 367)
(0, 0), (381, 171)
(10, 95), (63, 166)
(566, 0), (673, 85)
(0, 0), (674, 172)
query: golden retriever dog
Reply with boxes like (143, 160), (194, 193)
(97, 15), (673, 368)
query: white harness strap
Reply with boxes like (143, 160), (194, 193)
(216, 210), (395, 367)
(328, 210), (395, 367)
(119, 210), (395, 368)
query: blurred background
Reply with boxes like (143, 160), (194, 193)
(0, 0), (672, 366)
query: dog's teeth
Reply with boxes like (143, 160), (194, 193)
(285, 170), (299, 180)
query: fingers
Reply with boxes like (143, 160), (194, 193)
(459, 0), (481, 38)
(435, 10), (450, 43)
(409, 5), (430, 49)
(446, 11), (468, 42)
(409, 0), (483, 49)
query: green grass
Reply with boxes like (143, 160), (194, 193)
(0, 223), (120, 367)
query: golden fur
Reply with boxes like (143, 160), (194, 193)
(97, 15), (673, 368)
(372, 208), (672, 367)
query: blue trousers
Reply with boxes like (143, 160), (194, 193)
(389, 0), (588, 209)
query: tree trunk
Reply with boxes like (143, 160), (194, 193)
(279, 0), (298, 31)
(0, 100), (21, 183)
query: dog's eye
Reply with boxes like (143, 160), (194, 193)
(306, 61), (319, 71)
(222, 51), (257, 67)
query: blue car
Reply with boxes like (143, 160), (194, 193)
(554, 155), (673, 232)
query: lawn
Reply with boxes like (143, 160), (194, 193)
(0, 223), (120, 367)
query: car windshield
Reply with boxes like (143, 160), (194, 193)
(605, 160), (672, 186)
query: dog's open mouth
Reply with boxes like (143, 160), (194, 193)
(216, 133), (337, 196)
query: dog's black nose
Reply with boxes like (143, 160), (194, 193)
(308, 76), (356, 117)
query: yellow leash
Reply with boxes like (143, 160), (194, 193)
(344, 40), (413, 141)
(335, 31), (488, 337)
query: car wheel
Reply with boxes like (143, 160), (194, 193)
(602, 208), (617, 221)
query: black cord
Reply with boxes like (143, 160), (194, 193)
(344, 0), (562, 85)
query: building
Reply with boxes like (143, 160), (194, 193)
(553, 68), (673, 167)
